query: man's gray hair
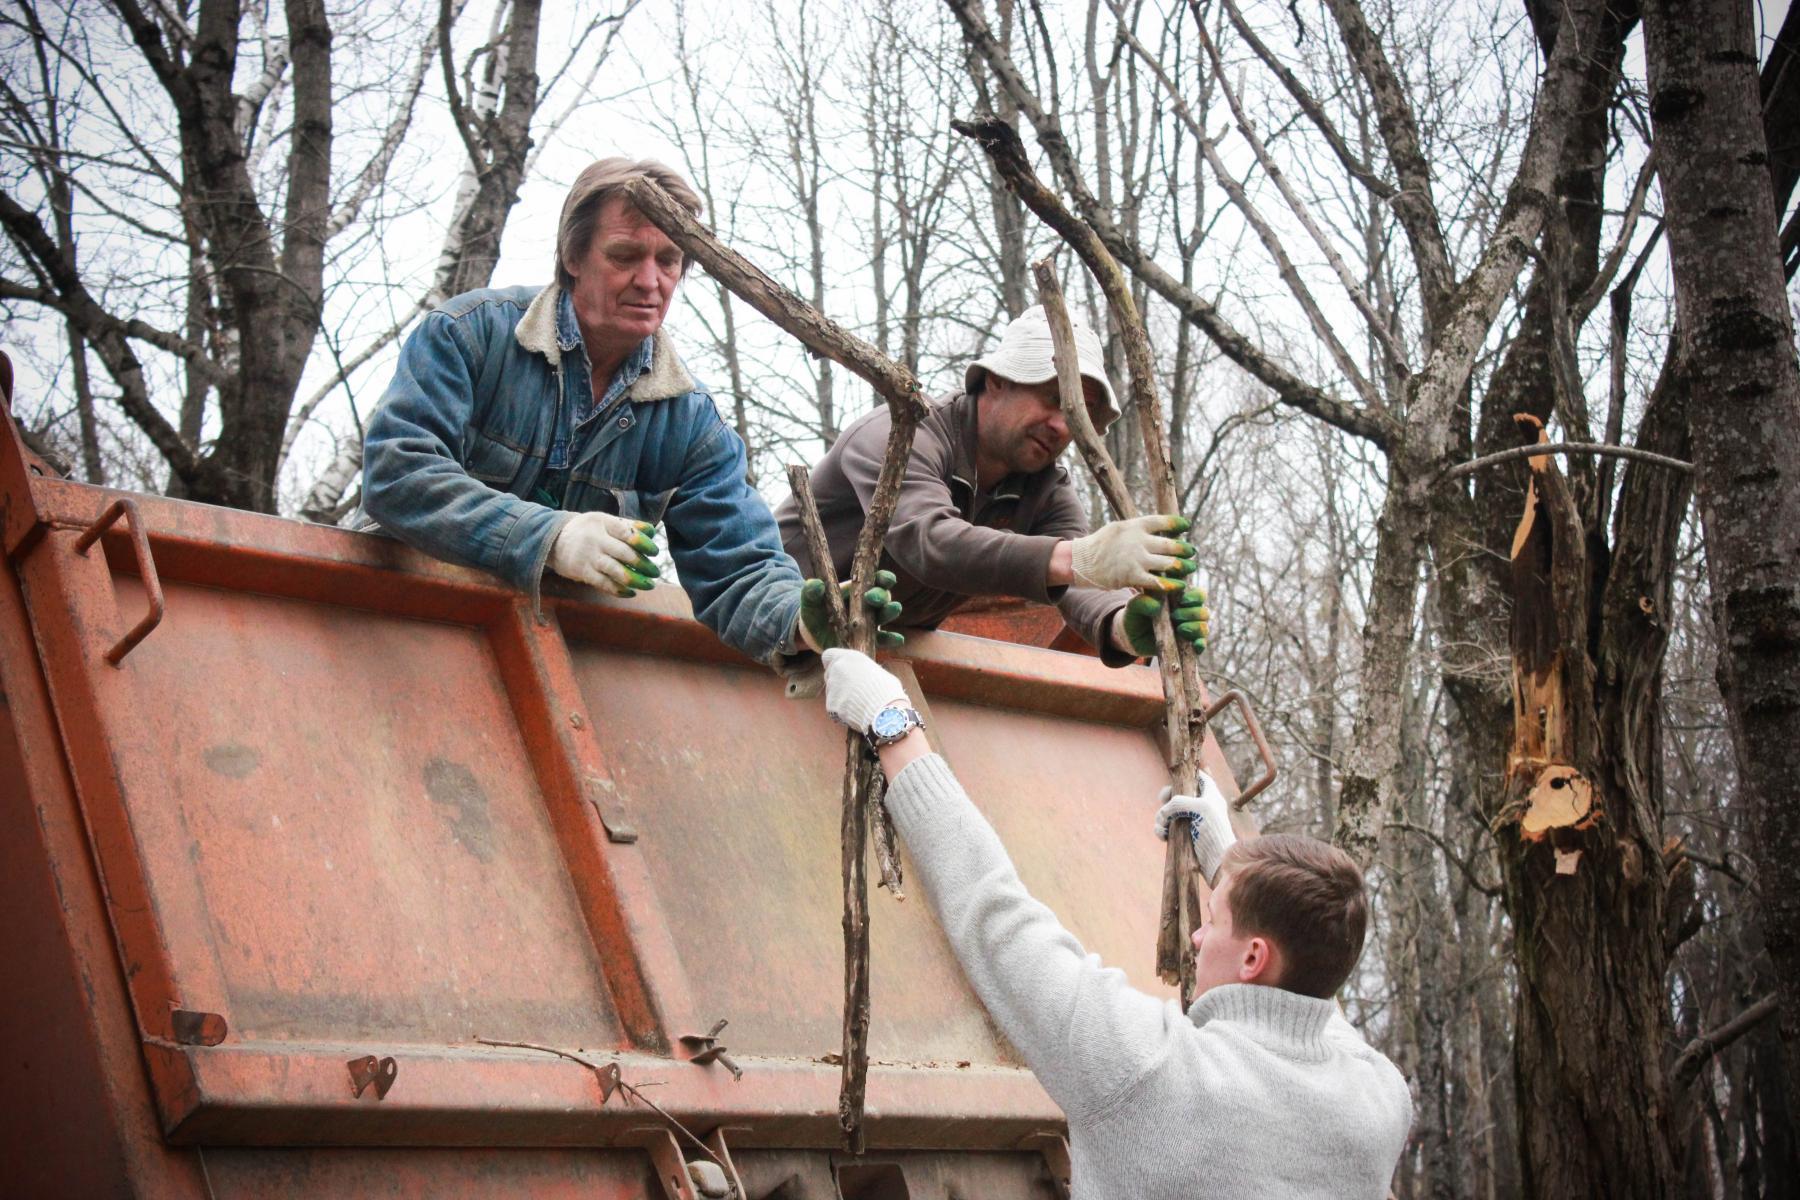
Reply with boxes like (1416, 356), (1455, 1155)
(556, 157), (703, 290)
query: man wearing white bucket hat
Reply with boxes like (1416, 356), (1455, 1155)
(776, 305), (1209, 665)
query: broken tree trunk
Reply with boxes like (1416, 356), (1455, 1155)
(623, 176), (927, 1153)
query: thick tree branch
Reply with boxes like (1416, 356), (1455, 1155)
(0, 190), (203, 481)
(1319, 0), (1455, 323)
(1670, 994), (1780, 1090)
(950, 113), (1394, 449)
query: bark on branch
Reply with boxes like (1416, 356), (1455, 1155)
(1444, 441), (1695, 480)
(1670, 993), (1780, 1090)
(623, 175), (924, 1152)
(1030, 245), (1213, 1002)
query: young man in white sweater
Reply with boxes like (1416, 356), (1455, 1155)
(821, 648), (1413, 1199)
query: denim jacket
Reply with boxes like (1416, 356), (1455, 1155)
(358, 283), (803, 664)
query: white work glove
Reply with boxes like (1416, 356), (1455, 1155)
(821, 647), (910, 734)
(1069, 514), (1196, 591)
(547, 512), (660, 597)
(1156, 771), (1238, 886)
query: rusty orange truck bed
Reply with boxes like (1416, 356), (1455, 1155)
(0, 383), (1254, 1198)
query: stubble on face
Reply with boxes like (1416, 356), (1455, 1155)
(976, 378), (1072, 483)
(568, 197), (685, 374)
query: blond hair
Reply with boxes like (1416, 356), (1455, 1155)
(555, 157), (703, 289)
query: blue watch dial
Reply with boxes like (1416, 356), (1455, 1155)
(872, 707), (909, 737)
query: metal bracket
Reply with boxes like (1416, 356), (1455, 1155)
(680, 1019), (743, 1080)
(585, 773), (638, 843)
(74, 498), (165, 666)
(170, 1009), (227, 1046)
(630, 1125), (745, 1200)
(1018, 1131), (1072, 1199)
(347, 1055), (398, 1099)
(1198, 689), (1279, 809)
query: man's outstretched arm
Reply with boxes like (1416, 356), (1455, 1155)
(821, 649), (1225, 1120)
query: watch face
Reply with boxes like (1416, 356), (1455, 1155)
(872, 707), (909, 738)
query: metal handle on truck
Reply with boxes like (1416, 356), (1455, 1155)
(1199, 688), (1279, 808)
(74, 498), (165, 666)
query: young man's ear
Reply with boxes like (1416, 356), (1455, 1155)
(1239, 936), (1283, 986)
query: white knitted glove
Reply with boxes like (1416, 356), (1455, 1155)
(821, 648), (910, 734)
(1156, 771), (1238, 886)
(547, 512), (659, 597)
(1069, 514), (1195, 591)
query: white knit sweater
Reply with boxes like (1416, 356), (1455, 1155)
(885, 754), (1413, 1199)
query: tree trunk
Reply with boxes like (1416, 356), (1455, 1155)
(1644, 0), (1800, 1098)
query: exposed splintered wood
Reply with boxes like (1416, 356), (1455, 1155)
(1500, 414), (1601, 846)
(1519, 766), (1597, 841)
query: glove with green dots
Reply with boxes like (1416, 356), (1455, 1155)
(547, 512), (661, 597)
(1120, 583), (1210, 659)
(797, 569), (906, 652)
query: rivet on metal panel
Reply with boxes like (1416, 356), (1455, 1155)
(347, 1054), (398, 1099)
(1198, 689), (1280, 809)
(170, 1009), (227, 1046)
(1018, 1131), (1073, 1200)
(584, 773), (638, 844)
(73, 498), (165, 666)
(680, 1019), (743, 1081)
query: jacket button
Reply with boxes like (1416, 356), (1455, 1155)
(618, 416), (631, 429)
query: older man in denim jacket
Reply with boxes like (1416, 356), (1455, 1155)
(360, 158), (892, 665)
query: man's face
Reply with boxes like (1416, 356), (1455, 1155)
(976, 376), (1110, 477)
(567, 196), (684, 360)
(1189, 873), (1265, 997)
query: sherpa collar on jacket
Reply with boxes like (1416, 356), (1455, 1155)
(513, 282), (696, 402)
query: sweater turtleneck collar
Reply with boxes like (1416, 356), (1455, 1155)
(1186, 983), (1337, 1062)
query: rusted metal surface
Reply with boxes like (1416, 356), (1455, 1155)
(0, 379), (1260, 1194)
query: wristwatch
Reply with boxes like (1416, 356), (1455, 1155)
(866, 704), (927, 748)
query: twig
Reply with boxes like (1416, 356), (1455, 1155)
(1442, 442), (1694, 481)
(1385, 820), (1502, 898)
(624, 175), (922, 1153)
(471, 1037), (727, 1171)
(1669, 994), (1780, 1090)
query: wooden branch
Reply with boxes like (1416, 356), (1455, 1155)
(621, 176), (928, 429)
(1034, 262), (1134, 518)
(947, 113), (1393, 450)
(1184, 5), (1410, 378)
(1385, 820), (1502, 898)
(624, 175), (923, 1153)
(1030, 249), (1208, 998)
(1211, 0), (1395, 202)
(1318, 0), (1455, 319)
(1443, 442), (1695, 481)
(437, 0), (485, 163)
(1670, 993), (1780, 1090)
(1110, 7), (1386, 408)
